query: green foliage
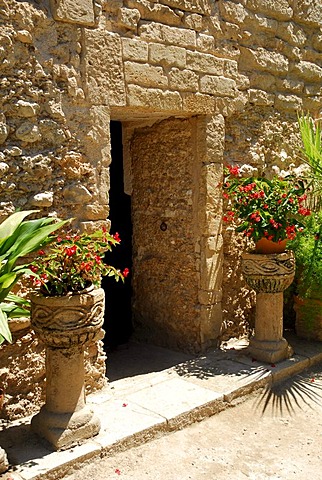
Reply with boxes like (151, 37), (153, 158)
(298, 113), (322, 211)
(290, 211), (322, 299)
(0, 211), (68, 345)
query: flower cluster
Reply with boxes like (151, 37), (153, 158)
(29, 228), (129, 297)
(223, 164), (311, 243)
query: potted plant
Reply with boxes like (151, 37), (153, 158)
(28, 227), (129, 450)
(222, 164), (311, 253)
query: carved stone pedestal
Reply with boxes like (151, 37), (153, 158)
(241, 251), (295, 363)
(31, 287), (105, 450)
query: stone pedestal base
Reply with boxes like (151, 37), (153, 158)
(0, 447), (9, 474)
(248, 337), (293, 363)
(31, 405), (101, 450)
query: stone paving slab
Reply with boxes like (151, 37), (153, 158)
(1, 335), (321, 480)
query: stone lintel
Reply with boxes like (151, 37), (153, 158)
(50, 0), (95, 26)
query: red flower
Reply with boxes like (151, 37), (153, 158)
(38, 250), (45, 256)
(298, 207), (311, 216)
(65, 245), (77, 257)
(227, 165), (240, 176)
(113, 232), (121, 242)
(122, 268), (130, 278)
(29, 265), (38, 273)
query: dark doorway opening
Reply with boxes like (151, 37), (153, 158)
(102, 121), (133, 349)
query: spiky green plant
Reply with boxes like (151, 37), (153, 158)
(0, 211), (68, 344)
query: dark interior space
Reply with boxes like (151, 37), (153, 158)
(102, 121), (133, 349)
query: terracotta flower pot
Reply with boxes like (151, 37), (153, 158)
(255, 237), (287, 254)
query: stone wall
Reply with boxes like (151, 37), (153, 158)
(0, 0), (321, 418)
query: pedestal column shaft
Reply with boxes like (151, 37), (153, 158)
(255, 292), (283, 341)
(46, 346), (85, 413)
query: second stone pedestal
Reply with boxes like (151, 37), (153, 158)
(241, 251), (295, 363)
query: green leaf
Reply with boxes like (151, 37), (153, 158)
(0, 272), (16, 289)
(0, 211), (37, 250)
(0, 308), (12, 344)
(6, 219), (68, 271)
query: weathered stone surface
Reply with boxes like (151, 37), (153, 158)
(139, 22), (196, 48)
(200, 75), (237, 97)
(124, 61), (168, 88)
(122, 38), (149, 62)
(239, 47), (289, 74)
(15, 122), (41, 143)
(246, 0), (293, 21)
(30, 191), (54, 207)
(50, 0), (95, 26)
(83, 30), (126, 106)
(169, 68), (198, 91)
(118, 7), (140, 30)
(149, 43), (186, 68)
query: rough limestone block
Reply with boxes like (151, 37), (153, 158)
(124, 61), (168, 88)
(139, 22), (196, 48)
(275, 93), (302, 112)
(122, 38), (149, 62)
(219, 0), (246, 24)
(127, 84), (182, 111)
(117, 7), (140, 31)
(293, 0), (322, 26)
(239, 47), (289, 74)
(181, 93), (216, 114)
(200, 75), (236, 97)
(199, 302), (223, 346)
(249, 89), (275, 106)
(126, 0), (182, 26)
(159, 0), (211, 15)
(83, 30), (125, 106)
(186, 51), (224, 75)
(291, 60), (322, 82)
(149, 43), (187, 68)
(50, 0), (95, 26)
(246, 0), (292, 21)
(168, 68), (198, 92)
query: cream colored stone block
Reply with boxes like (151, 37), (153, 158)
(313, 33), (322, 52)
(249, 89), (275, 106)
(276, 78), (304, 94)
(276, 22), (306, 47)
(83, 30), (125, 106)
(239, 47), (288, 74)
(196, 33), (215, 52)
(184, 13), (203, 31)
(125, 61), (168, 88)
(200, 75), (236, 97)
(182, 93), (216, 114)
(249, 72), (276, 90)
(117, 7), (140, 31)
(122, 38), (149, 62)
(246, 0), (292, 21)
(275, 93), (302, 112)
(219, 0), (246, 24)
(291, 60), (322, 82)
(126, 0), (182, 25)
(127, 85), (182, 111)
(169, 68), (198, 91)
(139, 22), (196, 48)
(293, 1), (322, 26)
(159, 0), (211, 15)
(50, 0), (95, 25)
(149, 43), (186, 68)
(187, 51), (224, 75)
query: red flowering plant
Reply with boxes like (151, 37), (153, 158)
(222, 164), (311, 243)
(29, 228), (129, 296)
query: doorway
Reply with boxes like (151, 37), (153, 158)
(102, 121), (133, 349)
